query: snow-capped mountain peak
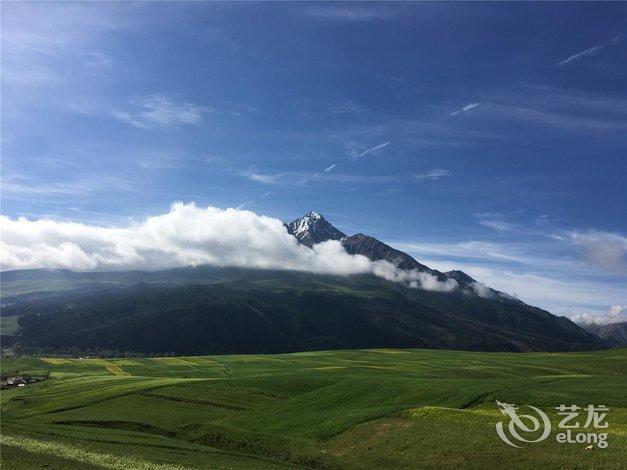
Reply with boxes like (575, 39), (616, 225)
(287, 212), (476, 286)
(286, 212), (346, 247)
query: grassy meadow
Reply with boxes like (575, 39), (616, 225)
(1, 348), (626, 469)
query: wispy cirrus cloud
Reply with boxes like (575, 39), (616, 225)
(477, 219), (516, 232)
(450, 102), (480, 116)
(82, 51), (113, 68)
(331, 100), (365, 115)
(245, 169), (393, 186)
(446, 87), (627, 134)
(474, 212), (517, 232)
(484, 102), (627, 132)
(235, 200), (253, 210)
(139, 159), (188, 170)
(556, 34), (621, 67)
(244, 170), (285, 185)
(348, 141), (391, 159)
(323, 164), (337, 173)
(394, 240), (533, 265)
(1, 174), (135, 200)
(1, 3), (128, 87)
(414, 169), (450, 181)
(305, 6), (397, 21)
(113, 95), (212, 129)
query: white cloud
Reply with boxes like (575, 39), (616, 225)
(397, 236), (627, 316)
(422, 261), (625, 316)
(414, 169), (450, 181)
(565, 230), (627, 273)
(0, 203), (457, 293)
(323, 164), (337, 173)
(468, 281), (493, 299)
(450, 102), (480, 116)
(113, 95), (211, 129)
(609, 304), (626, 318)
(569, 305), (627, 325)
(410, 272), (457, 292)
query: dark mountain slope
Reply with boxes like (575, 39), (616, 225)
(4, 269), (606, 354)
(341, 234), (434, 274)
(445, 270), (476, 284)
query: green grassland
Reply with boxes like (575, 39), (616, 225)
(1, 348), (626, 469)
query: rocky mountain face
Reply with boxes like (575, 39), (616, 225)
(285, 212), (346, 247)
(581, 322), (627, 347)
(341, 233), (434, 273)
(287, 212), (471, 286)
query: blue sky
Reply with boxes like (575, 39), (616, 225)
(1, 2), (626, 321)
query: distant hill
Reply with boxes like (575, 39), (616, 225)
(1, 267), (606, 355)
(581, 322), (627, 347)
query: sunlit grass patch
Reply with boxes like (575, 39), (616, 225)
(104, 364), (131, 377)
(40, 358), (72, 365)
(112, 359), (143, 366)
(0, 435), (187, 470)
(149, 357), (198, 366)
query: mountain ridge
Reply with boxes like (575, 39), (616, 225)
(581, 321), (627, 347)
(0, 211), (609, 354)
(287, 212), (478, 289)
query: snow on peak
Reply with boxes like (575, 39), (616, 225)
(294, 216), (312, 236)
(292, 211), (323, 236)
(286, 212), (346, 246)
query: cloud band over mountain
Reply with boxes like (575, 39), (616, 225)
(0, 203), (457, 292)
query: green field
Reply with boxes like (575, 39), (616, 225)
(1, 348), (626, 469)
